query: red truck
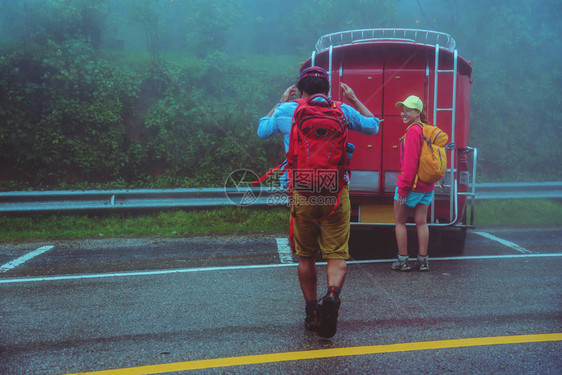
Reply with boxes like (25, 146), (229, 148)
(300, 29), (477, 252)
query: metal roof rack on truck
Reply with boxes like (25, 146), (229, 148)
(315, 28), (456, 53)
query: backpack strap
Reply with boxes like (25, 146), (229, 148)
(399, 122), (424, 190)
(251, 162), (286, 186)
(413, 176), (420, 190)
(289, 208), (296, 252)
(306, 93), (333, 107)
(400, 122), (423, 141)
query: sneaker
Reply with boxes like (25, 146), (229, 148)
(412, 256), (429, 271)
(391, 255), (411, 271)
(305, 304), (321, 332)
(318, 290), (341, 338)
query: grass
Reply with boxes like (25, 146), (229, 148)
(472, 199), (562, 226)
(0, 199), (560, 242)
(0, 206), (290, 242)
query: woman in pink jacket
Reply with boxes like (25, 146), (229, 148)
(392, 95), (433, 272)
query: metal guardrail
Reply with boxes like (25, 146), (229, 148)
(475, 182), (562, 200)
(0, 188), (283, 213)
(0, 182), (561, 213)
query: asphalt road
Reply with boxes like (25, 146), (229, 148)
(0, 226), (561, 374)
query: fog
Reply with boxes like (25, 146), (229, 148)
(0, 0), (560, 189)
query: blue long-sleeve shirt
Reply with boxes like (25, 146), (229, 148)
(258, 99), (380, 186)
(258, 101), (380, 152)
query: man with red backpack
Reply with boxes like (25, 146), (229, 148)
(258, 67), (380, 338)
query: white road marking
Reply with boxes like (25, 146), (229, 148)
(0, 245), (55, 273)
(275, 238), (294, 264)
(0, 253), (560, 284)
(473, 231), (532, 254)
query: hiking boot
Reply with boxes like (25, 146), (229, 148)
(391, 255), (411, 271)
(412, 256), (429, 271)
(318, 290), (341, 338)
(305, 304), (321, 332)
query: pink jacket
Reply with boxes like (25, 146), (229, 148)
(396, 124), (435, 197)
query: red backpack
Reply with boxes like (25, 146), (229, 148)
(287, 94), (350, 197)
(253, 94), (350, 253)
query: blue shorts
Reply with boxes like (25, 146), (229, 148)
(394, 187), (434, 208)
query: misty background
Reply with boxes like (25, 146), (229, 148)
(0, 0), (560, 190)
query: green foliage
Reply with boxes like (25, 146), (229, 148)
(0, 0), (109, 49)
(0, 39), (297, 189)
(438, 0), (562, 181)
(180, 0), (242, 57)
(0, 0), (560, 191)
(0, 39), (139, 187)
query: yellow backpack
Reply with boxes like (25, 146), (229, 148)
(403, 122), (449, 189)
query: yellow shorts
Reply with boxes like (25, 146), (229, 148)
(291, 187), (351, 260)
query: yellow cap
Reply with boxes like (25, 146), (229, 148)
(395, 95), (423, 111)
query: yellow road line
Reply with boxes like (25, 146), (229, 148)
(69, 333), (562, 375)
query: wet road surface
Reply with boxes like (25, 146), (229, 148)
(0, 227), (561, 374)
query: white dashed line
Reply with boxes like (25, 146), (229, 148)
(473, 232), (532, 254)
(0, 245), (55, 273)
(275, 237), (294, 264)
